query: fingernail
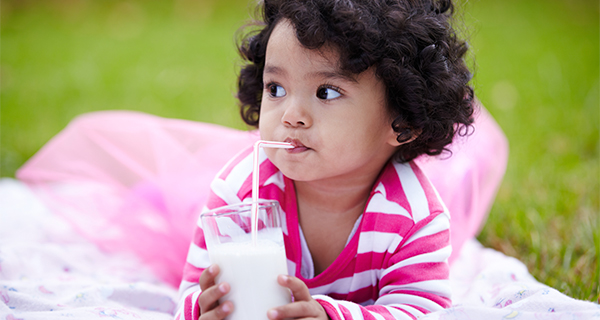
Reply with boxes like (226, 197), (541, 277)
(267, 309), (278, 319)
(208, 265), (216, 274)
(222, 302), (231, 313)
(219, 283), (228, 293)
(280, 275), (289, 282)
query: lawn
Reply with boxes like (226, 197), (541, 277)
(1, 0), (598, 302)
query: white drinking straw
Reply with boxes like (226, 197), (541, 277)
(251, 140), (293, 245)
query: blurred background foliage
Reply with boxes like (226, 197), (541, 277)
(1, 0), (598, 302)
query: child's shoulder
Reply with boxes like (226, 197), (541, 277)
(213, 145), (255, 182)
(367, 160), (447, 224)
(210, 146), (283, 202)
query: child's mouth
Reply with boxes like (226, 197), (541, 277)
(284, 138), (309, 153)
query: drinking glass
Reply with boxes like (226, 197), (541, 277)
(201, 200), (290, 320)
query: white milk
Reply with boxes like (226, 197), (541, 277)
(210, 238), (291, 320)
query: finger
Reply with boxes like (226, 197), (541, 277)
(200, 300), (234, 320)
(277, 275), (311, 302)
(268, 301), (321, 320)
(198, 282), (230, 314)
(199, 264), (220, 291)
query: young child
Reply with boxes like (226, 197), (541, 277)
(177, 0), (479, 319)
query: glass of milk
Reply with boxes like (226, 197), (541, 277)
(201, 200), (291, 320)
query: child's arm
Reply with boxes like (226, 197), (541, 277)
(174, 189), (231, 319)
(328, 212), (451, 319)
(270, 210), (451, 320)
(175, 148), (254, 319)
(173, 227), (209, 319)
(174, 226), (235, 320)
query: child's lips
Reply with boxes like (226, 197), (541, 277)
(284, 138), (309, 153)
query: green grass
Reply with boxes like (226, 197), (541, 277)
(1, 0), (598, 303)
(463, 0), (599, 302)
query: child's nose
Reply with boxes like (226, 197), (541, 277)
(281, 98), (312, 128)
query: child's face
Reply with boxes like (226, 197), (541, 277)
(259, 20), (401, 183)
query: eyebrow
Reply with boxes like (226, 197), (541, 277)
(263, 65), (358, 84)
(263, 65), (285, 76)
(308, 71), (359, 84)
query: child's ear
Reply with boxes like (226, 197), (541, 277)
(387, 128), (421, 147)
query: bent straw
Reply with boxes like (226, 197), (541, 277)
(251, 140), (293, 245)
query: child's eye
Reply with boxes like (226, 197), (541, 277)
(267, 83), (286, 98)
(316, 86), (341, 100)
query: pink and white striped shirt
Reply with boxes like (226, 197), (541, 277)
(176, 147), (452, 320)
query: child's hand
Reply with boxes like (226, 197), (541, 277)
(267, 275), (329, 320)
(198, 264), (233, 320)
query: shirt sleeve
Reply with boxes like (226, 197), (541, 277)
(174, 183), (246, 319)
(314, 211), (452, 320)
(173, 224), (208, 320)
(173, 146), (261, 319)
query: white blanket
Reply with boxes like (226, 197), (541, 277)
(1, 179), (598, 320)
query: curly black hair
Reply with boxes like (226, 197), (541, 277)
(237, 0), (475, 162)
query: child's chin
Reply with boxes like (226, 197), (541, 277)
(279, 166), (309, 182)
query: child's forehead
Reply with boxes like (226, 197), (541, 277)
(267, 20), (350, 77)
